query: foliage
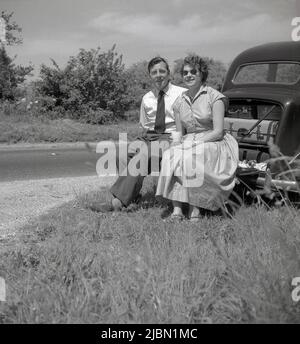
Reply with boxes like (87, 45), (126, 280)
(77, 106), (114, 125)
(0, 106), (139, 143)
(0, 11), (23, 46)
(0, 12), (33, 101)
(124, 108), (140, 122)
(36, 45), (131, 122)
(0, 46), (33, 101)
(124, 60), (152, 109)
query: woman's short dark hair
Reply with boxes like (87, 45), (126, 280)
(147, 56), (170, 74)
(181, 55), (208, 83)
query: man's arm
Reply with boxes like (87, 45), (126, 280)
(138, 99), (148, 136)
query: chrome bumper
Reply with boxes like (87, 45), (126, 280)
(256, 176), (299, 193)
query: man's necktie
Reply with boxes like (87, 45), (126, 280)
(154, 90), (166, 134)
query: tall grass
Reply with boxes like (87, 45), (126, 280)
(0, 103), (139, 143)
(0, 177), (299, 324)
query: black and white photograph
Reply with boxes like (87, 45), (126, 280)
(0, 0), (300, 327)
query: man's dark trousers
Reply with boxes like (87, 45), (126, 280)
(110, 132), (171, 207)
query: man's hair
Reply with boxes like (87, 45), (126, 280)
(147, 56), (170, 74)
(181, 55), (208, 83)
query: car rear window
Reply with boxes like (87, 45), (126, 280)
(233, 62), (300, 84)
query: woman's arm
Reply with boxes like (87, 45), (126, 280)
(200, 99), (225, 142)
(174, 107), (183, 134)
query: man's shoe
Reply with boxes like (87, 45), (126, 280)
(111, 197), (123, 211)
(90, 202), (113, 213)
(90, 198), (123, 213)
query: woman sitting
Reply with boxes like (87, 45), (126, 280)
(156, 55), (239, 221)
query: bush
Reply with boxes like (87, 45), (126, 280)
(124, 61), (152, 109)
(77, 106), (114, 125)
(35, 45), (131, 120)
(124, 109), (140, 122)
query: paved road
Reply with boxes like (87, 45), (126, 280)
(0, 147), (100, 182)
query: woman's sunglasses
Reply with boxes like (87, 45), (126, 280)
(182, 69), (198, 76)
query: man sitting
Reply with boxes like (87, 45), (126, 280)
(107, 56), (186, 211)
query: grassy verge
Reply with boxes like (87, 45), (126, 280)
(0, 177), (300, 323)
(0, 111), (139, 144)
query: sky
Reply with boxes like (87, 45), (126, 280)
(1, 0), (299, 78)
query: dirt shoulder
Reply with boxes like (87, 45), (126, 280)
(0, 175), (116, 240)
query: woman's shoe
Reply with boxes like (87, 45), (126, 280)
(188, 205), (200, 221)
(189, 215), (201, 222)
(164, 213), (184, 222)
(171, 213), (184, 220)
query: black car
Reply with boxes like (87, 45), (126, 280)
(222, 41), (300, 197)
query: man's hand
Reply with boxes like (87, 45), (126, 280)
(170, 140), (182, 147)
(138, 126), (147, 137)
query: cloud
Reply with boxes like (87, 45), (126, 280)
(171, 0), (185, 6)
(88, 12), (161, 36)
(88, 11), (291, 46)
(16, 30), (93, 57)
(22, 39), (77, 56)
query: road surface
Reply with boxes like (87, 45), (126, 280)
(0, 147), (99, 182)
(0, 144), (116, 239)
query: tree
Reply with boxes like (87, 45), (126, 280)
(124, 60), (152, 109)
(0, 11), (33, 101)
(0, 47), (33, 99)
(0, 11), (23, 46)
(36, 45), (131, 122)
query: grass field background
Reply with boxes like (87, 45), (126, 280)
(0, 177), (300, 324)
(0, 110), (139, 144)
